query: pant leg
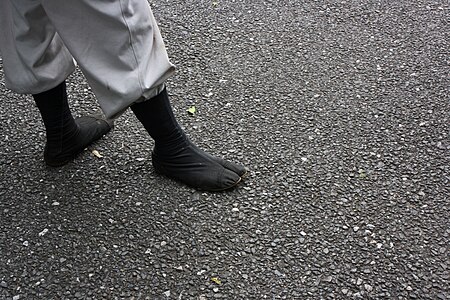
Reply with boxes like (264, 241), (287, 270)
(41, 0), (176, 119)
(0, 0), (76, 94)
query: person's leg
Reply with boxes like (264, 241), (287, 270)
(33, 81), (112, 167)
(0, 0), (75, 94)
(0, 0), (112, 167)
(38, 0), (246, 190)
(131, 89), (247, 191)
(40, 0), (175, 119)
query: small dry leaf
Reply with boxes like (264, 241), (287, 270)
(92, 150), (103, 158)
(211, 277), (222, 285)
(187, 106), (196, 115)
(358, 169), (367, 178)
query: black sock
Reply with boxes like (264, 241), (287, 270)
(130, 88), (188, 156)
(33, 81), (80, 155)
(32, 81), (111, 166)
(130, 88), (246, 191)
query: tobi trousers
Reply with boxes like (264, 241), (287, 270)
(0, 0), (175, 118)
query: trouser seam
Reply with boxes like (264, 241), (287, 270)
(118, 0), (143, 96)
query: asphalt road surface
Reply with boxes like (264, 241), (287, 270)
(0, 1), (448, 299)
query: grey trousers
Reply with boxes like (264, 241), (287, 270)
(0, 0), (175, 118)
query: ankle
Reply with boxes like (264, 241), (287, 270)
(153, 131), (191, 158)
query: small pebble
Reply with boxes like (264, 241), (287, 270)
(274, 270), (284, 276)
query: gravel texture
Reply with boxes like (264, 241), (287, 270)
(0, 0), (448, 299)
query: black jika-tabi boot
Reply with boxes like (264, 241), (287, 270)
(131, 88), (247, 191)
(33, 81), (112, 167)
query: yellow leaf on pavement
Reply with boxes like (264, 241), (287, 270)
(187, 106), (196, 115)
